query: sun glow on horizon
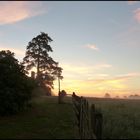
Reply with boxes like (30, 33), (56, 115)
(52, 76), (140, 98)
(51, 62), (140, 98)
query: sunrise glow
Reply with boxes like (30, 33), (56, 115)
(0, 1), (140, 98)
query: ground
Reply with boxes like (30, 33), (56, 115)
(0, 96), (78, 139)
(0, 95), (140, 139)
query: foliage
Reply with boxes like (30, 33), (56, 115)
(0, 50), (35, 115)
(60, 90), (67, 97)
(104, 93), (111, 98)
(23, 32), (63, 89)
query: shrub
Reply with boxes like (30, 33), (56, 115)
(0, 50), (35, 115)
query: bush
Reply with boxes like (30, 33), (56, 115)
(0, 50), (36, 115)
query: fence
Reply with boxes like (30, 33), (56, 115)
(72, 92), (103, 139)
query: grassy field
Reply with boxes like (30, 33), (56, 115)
(0, 94), (140, 139)
(87, 97), (140, 139)
(0, 96), (78, 139)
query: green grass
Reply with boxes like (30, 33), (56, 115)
(87, 97), (140, 139)
(1, 94), (140, 139)
(0, 96), (77, 139)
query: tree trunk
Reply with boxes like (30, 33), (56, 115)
(37, 58), (39, 78)
(37, 47), (40, 79)
(58, 77), (60, 93)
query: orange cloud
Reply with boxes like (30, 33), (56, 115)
(53, 77), (127, 97)
(0, 46), (25, 58)
(0, 1), (46, 25)
(134, 8), (140, 23)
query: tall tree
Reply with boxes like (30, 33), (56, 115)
(23, 32), (63, 91)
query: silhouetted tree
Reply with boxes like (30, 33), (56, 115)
(115, 96), (119, 99)
(104, 93), (111, 98)
(123, 95), (127, 99)
(129, 94), (140, 99)
(0, 50), (35, 115)
(58, 90), (67, 104)
(23, 32), (63, 95)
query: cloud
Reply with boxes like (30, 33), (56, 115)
(0, 1), (46, 25)
(53, 74), (127, 97)
(89, 73), (109, 77)
(0, 46), (25, 58)
(94, 63), (112, 69)
(117, 72), (140, 79)
(59, 63), (112, 84)
(87, 72), (140, 90)
(84, 44), (99, 51)
(128, 1), (138, 5)
(61, 63), (112, 76)
(89, 72), (140, 82)
(62, 64), (89, 74)
(134, 8), (140, 23)
(53, 71), (140, 97)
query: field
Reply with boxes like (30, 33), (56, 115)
(0, 95), (140, 139)
(0, 96), (78, 139)
(87, 97), (140, 139)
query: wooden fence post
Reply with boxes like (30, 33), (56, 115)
(80, 97), (84, 139)
(72, 94), (103, 139)
(95, 112), (103, 139)
(90, 104), (96, 139)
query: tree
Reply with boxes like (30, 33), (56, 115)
(104, 93), (111, 98)
(115, 95), (119, 99)
(23, 32), (63, 94)
(58, 90), (67, 104)
(129, 94), (140, 99)
(0, 50), (35, 115)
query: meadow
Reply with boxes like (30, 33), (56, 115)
(0, 95), (139, 139)
(87, 97), (140, 139)
(0, 96), (78, 139)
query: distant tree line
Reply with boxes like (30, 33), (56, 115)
(104, 93), (140, 99)
(128, 94), (140, 99)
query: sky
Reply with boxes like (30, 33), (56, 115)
(0, 1), (140, 98)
